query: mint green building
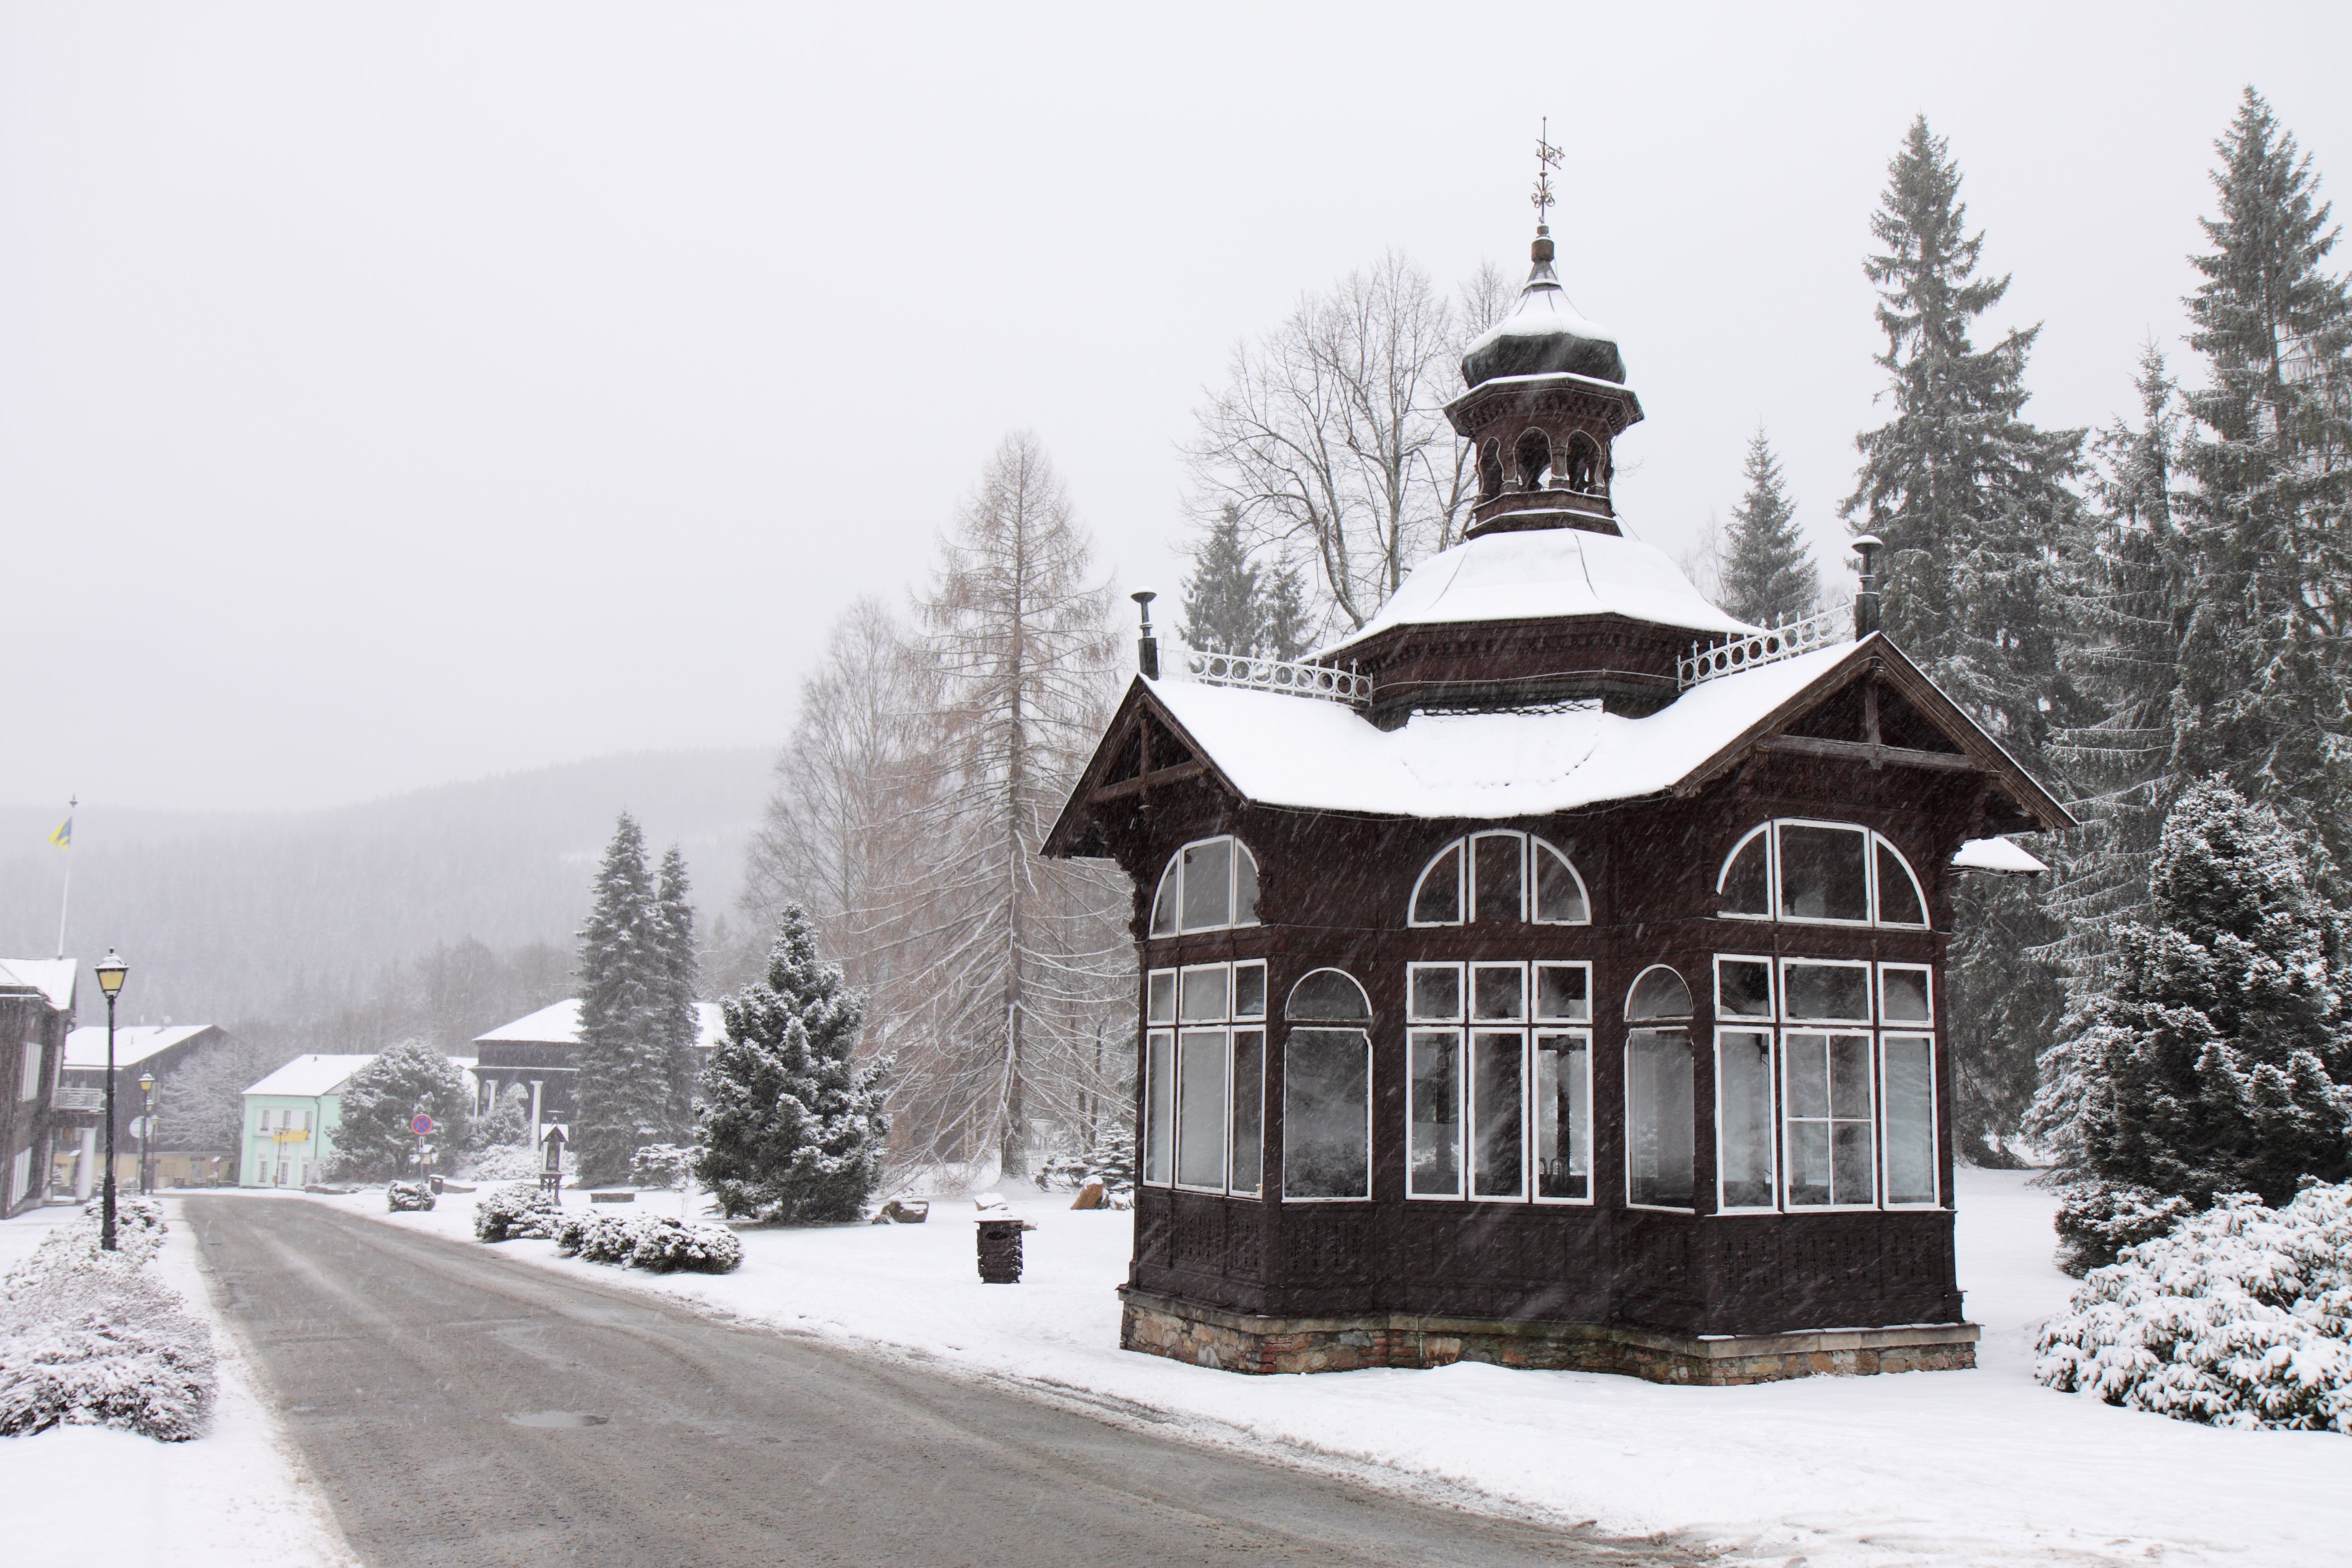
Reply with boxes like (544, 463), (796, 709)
(239, 1054), (374, 1187)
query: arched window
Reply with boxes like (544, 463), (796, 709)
(1513, 428), (1551, 490)
(1624, 963), (1694, 1210)
(1714, 821), (1928, 929)
(1284, 967), (1372, 1201)
(1150, 836), (1262, 936)
(1408, 832), (1589, 927)
(1625, 964), (1693, 1022)
(1563, 432), (1603, 493)
(1286, 968), (1372, 1022)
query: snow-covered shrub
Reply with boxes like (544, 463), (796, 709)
(553, 1212), (739, 1274)
(2050, 1181), (2194, 1277)
(387, 1181), (435, 1212)
(630, 1142), (694, 1191)
(463, 1144), (573, 1183)
(2037, 1180), (2352, 1432)
(474, 1181), (560, 1242)
(0, 1202), (215, 1441)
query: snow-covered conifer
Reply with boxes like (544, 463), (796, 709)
(693, 906), (890, 1224)
(574, 812), (671, 1185)
(2033, 779), (2352, 1272)
(334, 1040), (474, 1178)
(652, 844), (702, 1136)
(1719, 430), (1818, 627)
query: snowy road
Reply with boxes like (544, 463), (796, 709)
(184, 1196), (1694, 1568)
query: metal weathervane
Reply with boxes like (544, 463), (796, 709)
(1532, 117), (1563, 231)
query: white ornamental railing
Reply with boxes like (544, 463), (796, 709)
(1678, 606), (1851, 689)
(1184, 649), (1372, 708)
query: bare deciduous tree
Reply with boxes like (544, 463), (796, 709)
(1185, 251), (1514, 639)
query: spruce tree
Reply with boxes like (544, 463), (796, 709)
(1843, 117), (2086, 1158)
(2170, 90), (2352, 863)
(1179, 503), (1318, 660)
(1258, 562), (1313, 659)
(1719, 429), (1818, 626)
(573, 812), (669, 1185)
(694, 906), (891, 1223)
(652, 844), (702, 1137)
(2036, 779), (2352, 1272)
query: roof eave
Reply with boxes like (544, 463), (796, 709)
(1042, 677), (1249, 859)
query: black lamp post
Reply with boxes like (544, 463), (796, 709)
(138, 1071), (156, 1195)
(94, 949), (128, 1251)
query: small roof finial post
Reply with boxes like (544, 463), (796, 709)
(1532, 117), (1563, 242)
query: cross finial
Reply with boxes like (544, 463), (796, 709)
(1532, 117), (1563, 233)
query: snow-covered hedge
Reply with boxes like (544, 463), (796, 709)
(554, 1213), (740, 1274)
(387, 1181), (436, 1212)
(0, 1200), (215, 1442)
(474, 1181), (560, 1242)
(463, 1145), (572, 1183)
(2037, 1180), (2352, 1432)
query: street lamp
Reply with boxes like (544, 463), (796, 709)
(93, 949), (128, 1251)
(138, 1071), (156, 1195)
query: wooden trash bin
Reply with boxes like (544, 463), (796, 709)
(976, 1217), (1026, 1283)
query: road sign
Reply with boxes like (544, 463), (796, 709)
(409, 1113), (437, 1136)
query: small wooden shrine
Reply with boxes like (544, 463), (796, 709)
(1043, 209), (2070, 1385)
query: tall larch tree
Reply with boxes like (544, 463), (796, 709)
(573, 812), (670, 1184)
(1719, 429), (1819, 626)
(900, 433), (1129, 1180)
(1843, 117), (2087, 1160)
(2169, 89), (2352, 863)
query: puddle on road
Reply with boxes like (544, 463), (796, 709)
(504, 1411), (610, 1428)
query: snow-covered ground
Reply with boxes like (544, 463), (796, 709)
(313, 1170), (2350, 1567)
(0, 1197), (355, 1568)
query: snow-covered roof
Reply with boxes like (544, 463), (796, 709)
(63, 1023), (216, 1071)
(1459, 244), (1626, 387)
(0, 958), (75, 1011)
(1952, 836), (2051, 876)
(1318, 527), (1754, 660)
(1143, 641), (1858, 820)
(475, 999), (725, 1051)
(244, 1054), (377, 1098)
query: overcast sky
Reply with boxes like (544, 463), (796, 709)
(5, 2), (2348, 813)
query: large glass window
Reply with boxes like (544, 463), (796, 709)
(1782, 959), (1873, 1025)
(1880, 963), (1933, 1025)
(1715, 1029), (1776, 1211)
(1408, 833), (1589, 928)
(1624, 963), (1695, 1209)
(1145, 961), (1265, 1194)
(1783, 1030), (1876, 1208)
(1284, 968), (1372, 1200)
(1404, 960), (1591, 1205)
(1715, 821), (1930, 929)
(1150, 836), (1263, 936)
(1881, 1033), (1938, 1206)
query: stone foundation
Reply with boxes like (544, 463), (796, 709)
(1119, 1288), (1977, 1384)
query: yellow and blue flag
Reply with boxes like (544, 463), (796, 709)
(48, 816), (70, 849)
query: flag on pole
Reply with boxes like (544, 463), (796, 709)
(48, 816), (71, 849)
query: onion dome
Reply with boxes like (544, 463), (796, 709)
(1460, 231), (1625, 388)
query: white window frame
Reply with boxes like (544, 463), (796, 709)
(1408, 841), (1466, 928)
(1773, 819), (1876, 927)
(1878, 1030), (1942, 1209)
(1406, 1025), (1466, 1202)
(1872, 833), (1930, 929)
(1529, 1027), (1595, 1206)
(17, 1040), (41, 1101)
(1469, 960), (1529, 1024)
(1281, 1026), (1374, 1203)
(1717, 819), (1935, 929)
(1466, 1026), (1530, 1201)
(1406, 961), (1465, 1023)
(1469, 830), (1529, 923)
(1779, 1028), (1880, 1212)
(1228, 1022), (1268, 1198)
(1623, 1025), (1698, 1213)
(1715, 822), (1774, 921)
(1146, 968), (1176, 1027)
(1625, 962), (1695, 1024)
(1173, 1026), (1232, 1194)
(1877, 962), (1935, 1028)
(1778, 957), (1876, 1027)
(1142, 1030), (1175, 1187)
(1150, 835), (1264, 937)
(1154, 960), (1270, 1197)
(1713, 1026), (1779, 1215)
(1532, 960), (1593, 1023)
(1713, 953), (1777, 1023)
(1529, 837), (1593, 926)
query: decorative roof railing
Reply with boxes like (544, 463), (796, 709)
(1678, 606), (1851, 689)
(1184, 649), (1372, 708)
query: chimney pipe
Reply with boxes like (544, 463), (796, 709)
(1131, 588), (1159, 679)
(1851, 535), (1882, 638)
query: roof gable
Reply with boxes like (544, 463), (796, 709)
(1047, 636), (2071, 849)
